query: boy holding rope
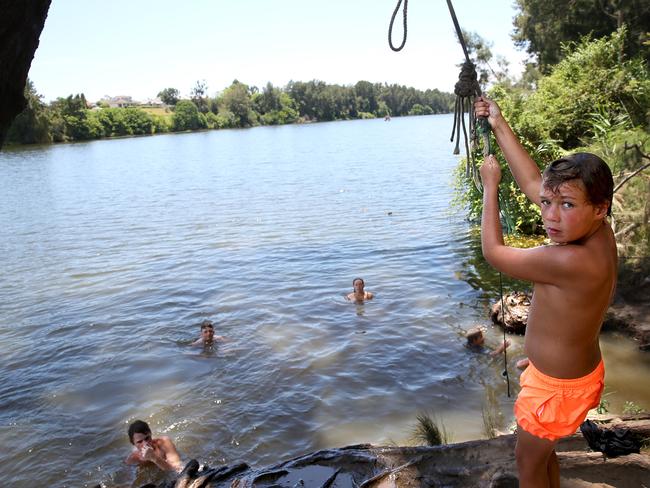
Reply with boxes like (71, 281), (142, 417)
(475, 97), (616, 488)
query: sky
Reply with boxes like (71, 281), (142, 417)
(29, 0), (530, 103)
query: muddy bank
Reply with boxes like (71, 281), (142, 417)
(139, 415), (649, 487)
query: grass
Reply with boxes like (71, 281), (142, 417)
(140, 106), (173, 119)
(481, 403), (503, 439)
(411, 412), (451, 446)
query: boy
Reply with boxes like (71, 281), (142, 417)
(475, 97), (617, 487)
(465, 326), (510, 357)
(192, 319), (226, 347)
(347, 277), (374, 302)
(125, 420), (182, 472)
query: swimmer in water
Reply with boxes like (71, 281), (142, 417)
(465, 326), (510, 357)
(124, 420), (182, 472)
(191, 320), (227, 347)
(347, 277), (374, 302)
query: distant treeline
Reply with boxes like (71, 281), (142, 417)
(6, 80), (455, 145)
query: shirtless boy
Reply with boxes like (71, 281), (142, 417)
(125, 419), (182, 472)
(347, 278), (374, 302)
(191, 319), (226, 347)
(475, 96), (616, 488)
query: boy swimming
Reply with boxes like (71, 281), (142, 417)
(125, 420), (182, 472)
(475, 96), (616, 487)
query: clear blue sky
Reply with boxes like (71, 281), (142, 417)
(29, 0), (529, 102)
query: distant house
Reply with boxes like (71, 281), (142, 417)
(103, 96), (137, 108)
(142, 97), (164, 107)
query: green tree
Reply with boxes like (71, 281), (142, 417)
(219, 81), (256, 127)
(190, 80), (209, 113)
(157, 87), (180, 106)
(172, 100), (207, 131)
(6, 80), (52, 144)
(513, 0), (650, 72)
(459, 27), (650, 235)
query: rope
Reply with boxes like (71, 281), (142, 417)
(499, 273), (511, 397)
(388, 0), (408, 52)
(386, 0), (511, 396)
(445, 0), (511, 397)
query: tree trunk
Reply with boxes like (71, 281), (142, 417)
(0, 0), (52, 149)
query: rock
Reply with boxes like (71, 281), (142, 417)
(490, 291), (531, 334)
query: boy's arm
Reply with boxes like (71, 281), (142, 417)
(490, 339), (510, 357)
(474, 97), (542, 206)
(125, 451), (140, 465)
(142, 438), (181, 471)
(480, 155), (582, 284)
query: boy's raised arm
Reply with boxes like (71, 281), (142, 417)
(474, 97), (542, 206)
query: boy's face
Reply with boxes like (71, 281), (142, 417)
(540, 179), (607, 244)
(132, 432), (152, 448)
(201, 326), (214, 342)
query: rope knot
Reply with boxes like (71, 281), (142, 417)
(454, 61), (481, 98)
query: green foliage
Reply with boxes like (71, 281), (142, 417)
(458, 28), (650, 237)
(411, 412), (450, 446)
(190, 80), (209, 113)
(513, 0), (650, 72)
(6, 80), (52, 144)
(253, 85), (299, 125)
(157, 87), (180, 106)
(622, 401), (645, 415)
(172, 100), (207, 131)
(522, 28), (649, 149)
(408, 104), (433, 116)
(9, 79), (455, 145)
(218, 81), (257, 127)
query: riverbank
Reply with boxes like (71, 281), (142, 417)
(136, 414), (650, 487)
(604, 268), (650, 350)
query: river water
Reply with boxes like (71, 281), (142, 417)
(1, 115), (648, 487)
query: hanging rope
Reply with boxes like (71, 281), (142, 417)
(388, 0), (408, 52)
(386, 0), (511, 397)
(445, 0), (490, 191)
(444, 0), (511, 397)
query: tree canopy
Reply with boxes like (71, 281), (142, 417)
(512, 0), (650, 71)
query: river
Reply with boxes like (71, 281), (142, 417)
(1, 114), (648, 487)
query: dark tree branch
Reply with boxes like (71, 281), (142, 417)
(614, 143), (650, 193)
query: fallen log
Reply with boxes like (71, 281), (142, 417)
(142, 415), (650, 488)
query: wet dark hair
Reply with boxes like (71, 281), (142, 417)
(466, 327), (483, 344)
(128, 420), (151, 444)
(542, 153), (613, 216)
(352, 277), (364, 286)
(200, 319), (214, 331)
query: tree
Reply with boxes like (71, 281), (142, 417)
(512, 0), (650, 72)
(5, 79), (52, 144)
(220, 81), (256, 127)
(461, 30), (510, 86)
(157, 87), (179, 106)
(190, 80), (209, 113)
(172, 100), (207, 131)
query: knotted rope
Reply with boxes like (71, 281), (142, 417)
(445, 0), (510, 397)
(445, 0), (490, 191)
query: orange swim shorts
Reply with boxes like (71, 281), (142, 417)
(514, 359), (604, 441)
